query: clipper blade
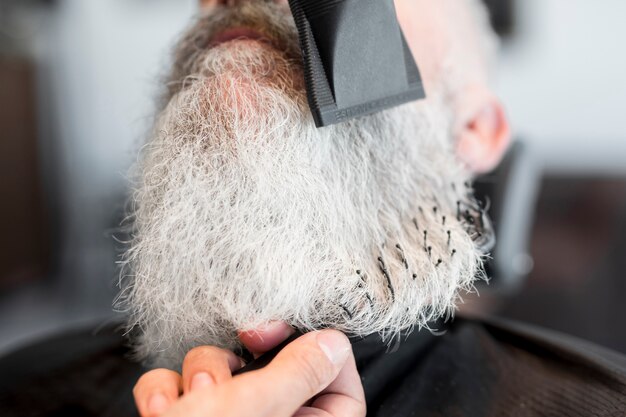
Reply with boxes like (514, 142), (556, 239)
(288, 0), (426, 128)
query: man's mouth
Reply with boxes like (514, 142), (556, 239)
(210, 27), (272, 48)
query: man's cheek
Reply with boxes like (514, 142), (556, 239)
(394, 0), (443, 92)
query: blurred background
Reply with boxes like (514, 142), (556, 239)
(1, 0), (625, 355)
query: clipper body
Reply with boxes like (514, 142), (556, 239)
(288, 0), (426, 127)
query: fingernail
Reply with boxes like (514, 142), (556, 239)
(259, 321), (286, 331)
(260, 322), (295, 338)
(191, 372), (214, 391)
(316, 331), (351, 365)
(147, 393), (169, 414)
(239, 321), (293, 340)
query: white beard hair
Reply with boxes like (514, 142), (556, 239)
(117, 11), (485, 370)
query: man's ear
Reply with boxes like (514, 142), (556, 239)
(455, 87), (511, 174)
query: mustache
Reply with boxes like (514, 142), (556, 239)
(164, 2), (302, 102)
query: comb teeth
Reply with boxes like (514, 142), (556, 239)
(288, 0), (335, 122)
(297, 0), (345, 18)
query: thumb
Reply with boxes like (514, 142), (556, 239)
(236, 330), (352, 416)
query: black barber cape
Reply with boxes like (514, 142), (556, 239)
(1, 317), (625, 417)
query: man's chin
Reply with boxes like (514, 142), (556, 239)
(196, 41), (304, 104)
(216, 38), (278, 53)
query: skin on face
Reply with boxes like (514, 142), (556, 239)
(395, 0), (511, 173)
(200, 0), (511, 173)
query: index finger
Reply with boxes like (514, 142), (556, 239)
(134, 369), (182, 417)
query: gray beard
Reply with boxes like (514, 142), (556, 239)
(117, 3), (484, 369)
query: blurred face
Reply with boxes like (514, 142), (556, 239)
(196, 0), (454, 93)
(120, 0), (489, 368)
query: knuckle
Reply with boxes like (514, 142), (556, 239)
(184, 345), (222, 364)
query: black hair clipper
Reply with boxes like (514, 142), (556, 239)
(287, 0), (426, 128)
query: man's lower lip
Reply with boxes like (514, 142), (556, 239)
(210, 27), (269, 47)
